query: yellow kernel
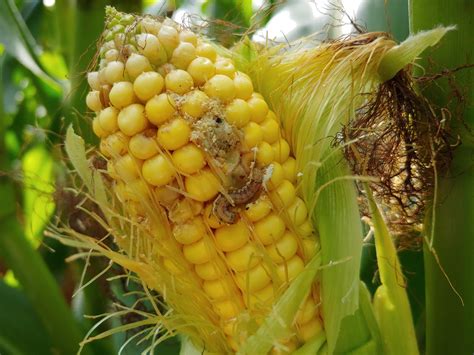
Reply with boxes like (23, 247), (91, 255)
(87, 71), (100, 90)
(243, 195), (272, 222)
(133, 71), (164, 102)
(225, 99), (251, 128)
(204, 204), (226, 229)
(142, 154), (175, 186)
(256, 142), (274, 165)
(267, 162), (285, 190)
(236, 263), (271, 292)
(109, 81), (136, 109)
(129, 129), (159, 160)
(252, 92), (264, 100)
(266, 231), (298, 263)
(154, 184), (180, 205)
(104, 61), (125, 83)
(183, 237), (212, 264)
(296, 220), (314, 238)
(145, 93), (176, 126)
(248, 283), (274, 308)
(248, 97), (269, 123)
(287, 197), (308, 226)
(182, 90), (208, 118)
(92, 117), (107, 138)
(98, 67), (107, 84)
(272, 138), (290, 163)
(269, 180), (296, 209)
(185, 168), (220, 202)
(136, 33), (168, 65)
(298, 318), (323, 342)
(234, 72), (253, 100)
(170, 42), (196, 70)
(282, 157), (297, 183)
(115, 154), (142, 182)
(140, 17), (161, 35)
(260, 117), (280, 144)
(196, 42), (217, 61)
(173, 217), (206, 245)
(179, 30), (197, 46)
(195, 259), (227, 281)
(187, 57), (215, 85)
(98, 106), (119, 134)
(254, 213), (285, 245)
(242, 122), (263, 150)
(215, 220), (250, 252)
(203, 74), (235, 102)
(117, 103), (148, 136)
(86, 91), (102, 112)
(277, 255), (305, 283)
(165, 69), (194, 94)
(226, 243), (259, 272)
(215, 57), (235, 78)
(124, 179), (150, 201)
(125, 53), (152, 80)
(203, 277), (234, 300)
(214, 299), (241, 319)
(296, 297), (318, 325)
(100, 131), (129, 157)
(158, 25), (179, 56)
(223, 320), (236, 336)
(157, 118), (190, 150)
(228, 336), (239, 352)
(171, 143), (206, 174)
(301, 237), (319, 260)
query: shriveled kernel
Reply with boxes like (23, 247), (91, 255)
(145, 93), (176, 125)
(142, 154), (175, 186)
(203, 277), (234, 300)
(267, 162), (285, 190)
(125, 53), (152, 80)
(242, 122), (263, 150)
(179, 30), (197, 45)
(87, 71), (101, 90)
(272, 138), (290, 163)
(157, 118), (191, 150)
(225, 99), (251, 128)
(172, 143), (205, 174)
(196, 42), (217, 61)
(266, 231), (298, 262)
(158, 25), (179, 56)
(124, 179), (149, 201)
(136, 33), (167, 65)
(133, 71), (164, 101)
(254, 213), (286, 245)
(92, 117), (107, 138)
(109, 81), (136, 109)
(115, 154), (142, 182)
(277, 255), (305, 282)
(282, 157), (297, 183)
(105, 61), (125, 83)
(182, 90), (208, 118)
(244, 195), (272, 222)
(256, 141), (274, 165)
(117, 103), (148, 136)
(248, 97), (269, 123)
(187, 57), (215, 85)
(260, 117), (280, 144)
(204, 74), (235, 102)
(287, 198), (308, 226)
(173, 217), (206, 245)
(298, 318), (323, 342)
(183, 238), (212, 265)
(215, 57), (235, 78)
(170, 42), (196, 69)
(154, 184), (180, 205)
(129, 129), (159, 160)
(165, 69), (194, 94)
(234, 72), (253, 100)
(86, 91), (102, 112)
(226, 243), (260, 272)
(204, 204), (226, 229)
(185, 168), (220, 202)
(236, 263), (271, 292)
(214, 299), (241, 319)
(100, 131), (129, 157)
(215, 221), (250, 252)
(195, 259), (226, 281)
(98, 106), (119, 133)
(269, 180), (296, 209)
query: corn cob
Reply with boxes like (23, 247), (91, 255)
(86, 7), (323, 352)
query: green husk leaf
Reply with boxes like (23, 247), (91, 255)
(292, 332), (326, 355)
(65, 125), (93, 192)
(238, 253), (322, 355)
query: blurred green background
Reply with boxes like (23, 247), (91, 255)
(0, 0), (471, 354)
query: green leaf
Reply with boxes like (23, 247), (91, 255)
(65, 125), (93, 192)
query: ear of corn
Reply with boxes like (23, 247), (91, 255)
(62, 5), (449, 353)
